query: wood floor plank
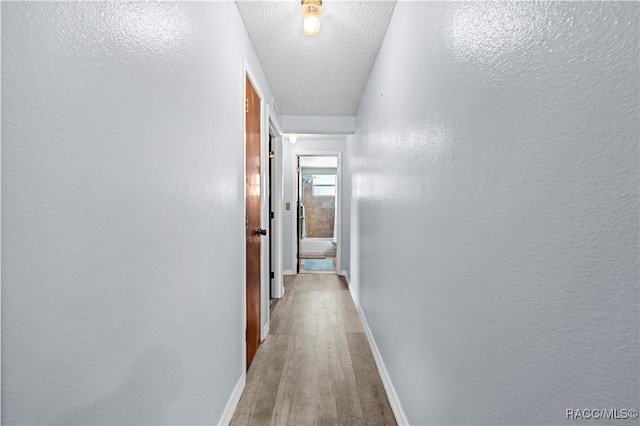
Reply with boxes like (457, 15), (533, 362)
(269, 335), (296, 426)
(347, 332), (397, 426)
(231, 274), (396, 426)
(317, 377), (337, 425)
(339, 289), (365, 333)
(333, 379), (364, 426)
(249, 335), (290, 425)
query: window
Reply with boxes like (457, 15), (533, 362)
(312, 174), (336, 196)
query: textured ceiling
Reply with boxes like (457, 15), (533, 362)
(236, 0), (397, 116)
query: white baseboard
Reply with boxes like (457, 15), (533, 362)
(341, 270), (349, 282)
(283, 269), (295, 276)
(348, 286), (409, 426)
(262, 320), (270, 341)
(217, 373), (245, 425)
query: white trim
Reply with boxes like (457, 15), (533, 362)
(261, 320), (270, 341)
(293, 152), (343, 274)
(348, 286), (409, 426)
(271, 99), (281, 127)
(268, 107), (284, 300)
(291, 156), (298, 271)
(260, 112), (268, 328)
(336, 152), (343, 277)
(269, 103), (284, 136)
(217, 373), (246, 426)
(283, 269), (296, 276)
(341, 270), (348, 280)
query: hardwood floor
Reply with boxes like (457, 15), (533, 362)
(231, 274), (397, 426)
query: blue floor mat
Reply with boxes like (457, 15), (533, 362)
(303, 259), (334, 271)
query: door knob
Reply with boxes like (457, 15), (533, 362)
(256, 228), (267, 236)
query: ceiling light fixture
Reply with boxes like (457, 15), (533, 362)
(302, 0), (322, 37)
(289, 134), (298, 144)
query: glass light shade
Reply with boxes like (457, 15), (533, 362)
(289, 134), (298, 144)
(302, 0), (322, 36)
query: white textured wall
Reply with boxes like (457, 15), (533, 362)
(349, 2), (639, 425)
(282, 137), (349, 273)
(281, 116), (356, 135)
(2, 2), (273, 424)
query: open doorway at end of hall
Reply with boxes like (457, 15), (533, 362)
(296, 155), (340, 275)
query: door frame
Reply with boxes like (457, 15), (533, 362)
(242, 58), (266, 373)
(267, 105), (284, 299)
(292, 151), (343, 275)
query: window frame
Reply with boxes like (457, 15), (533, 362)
(311, 174), (336, 197)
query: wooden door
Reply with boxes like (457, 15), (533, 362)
(245, 76), (261, 368)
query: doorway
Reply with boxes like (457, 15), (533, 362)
(267, 107), (284, 301)
(296, 155), (340, 275)
(268, 134), (275, 304)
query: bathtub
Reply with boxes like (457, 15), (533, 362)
(300, 238), (336, 256)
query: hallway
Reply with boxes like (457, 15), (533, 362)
(2, 1), (638, 425)
(231, 275), (396, 425)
